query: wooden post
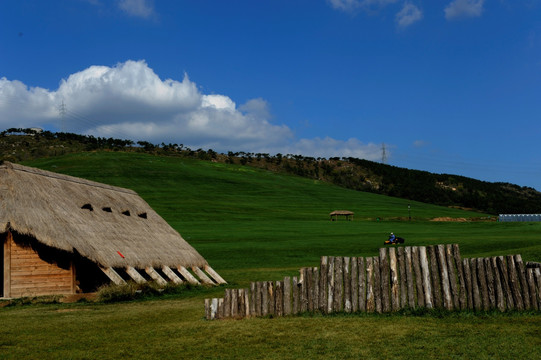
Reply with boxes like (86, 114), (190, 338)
(3, 234), (11, 298)
(379, 248), (391, 312)
(255, 282), (262, 316)
(506, 255), (524, 310)
(300, 268), (308, 313)
(351, 257), (359, 312)
(526, 269), (538, 311)
(483, 258), (496, 309)
(334, 256), (343, 312)
(462, 259), (473, 310)
(534, 268), (541, 310)
(267, 281), (275, 316)
(452, 244), (467, 310)
(204, 265), (227, 284)
(192, 267), (215, 285)
(205, 298), (211, 320)
(231, 288), (238, 318)
(490, 257), (505, 312)
(125, 266), (146, 284)
(244, 288), (250, 317)
(177, 266), (200, 285)
(327, 257), (334, 314)
(419, 247), (433, 309)
(305, 267), (313, 312)
(373, 256), (382, 313)
(99, 266), (126, 286)
(261, 281), (269, 316)
(162, 266), (183, 285)
(224, 289), (232, 318)
(343, 257), (352, 313)
(366, 257), (375, 313)
(145, 267), (168, 286)
(282, 277), (291, 315)
(412, 247), (425, 308)
(436, 245), (452, 310)
(476, 258), (489, 311)
(398, 247), (407, 308)
(312, 267), (319, 312)
(405, 247), (415, 308)
(428, 246), (442, 308)
(217, 298), (224, 319)
(358, 257), (366, 312)
(319, 257), (328, 312)
(469, 258), (481, 311)
(515, 255), (531, 310)
(250, 282), (257, 316)
(237, 289), (245, 318)
(497, 256), (514, 310)
(275, 281), (284, 317)
(292, 276), (299, 315)
(445, 244), (459, 309)
(389, 247), (400, 311)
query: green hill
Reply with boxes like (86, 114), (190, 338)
(22, 152), (541, 285)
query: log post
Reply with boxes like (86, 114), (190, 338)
(379, 248), (391, 312)
(300, 268), (308, 313)
(436, 245), (452, 310)
(476, 258), (489, 311)
(177, 266), (200, 285)
(319, 256), (328, 312)
(305, 267), (313, 312)
(428, 246), (442, 308)
(506, 255), (524, 310)
(419, 247), (433, 309)
(445, 244), (459, 309)
(261, 281), (269, 316)
(344, 257), (352, 313)
(366, 256), (375, 313)
(526, 269), (539, 311)
(145, 267), (168, 286)
(125, 266), (146, 284)
(469, 258), (482, 311)
(483, 258), (496, 309)
(99, 266), (126, 286)
(334, 256), (343, 312)
(275, 281), (284, 317)
(534, 268), (541, 310)
(161, 266), (183, 285)
(405, 247), (415, 308)
(312, 267), (319, 312)
(490, 257), (505, 312)
(462, 259), (473, 310)
(327, 257), (335, 314)
(292, 276), (299, 315)
(231, 288), (238, 318)
(452, 244), (467, 310)
(373, 256), (382, 313)
(351, 257), (359, 312)
(267, 281), (275, 316)
(358, 257), (366, 312)
(497, 256), (514, 310)
(515, 255), (531, 310)
(283, 276), (292, 315)
(224, 289), (232, 318)
(398, 247), (407, 308)
(250, 282), (257, 316)
(412, 247), (425, 308)
(389, 247), (400, 311)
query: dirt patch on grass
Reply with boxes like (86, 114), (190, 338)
(431, 217), (469, 222)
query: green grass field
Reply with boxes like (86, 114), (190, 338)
(1, 151), (540, 359)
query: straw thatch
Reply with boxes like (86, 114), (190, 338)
(0, 161), (207, 269)
(329, 210), (354, 216)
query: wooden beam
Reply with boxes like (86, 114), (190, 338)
(162, 266), (183, 285)
(125, 266), (146, 284)
(192, 267), (215, 285)
(145, 267), (167, 286)
(177, 266), (200, 285)
(99, 266), (126, 285)
(204, 265), (227, 284)
(3, 232), (11, 298)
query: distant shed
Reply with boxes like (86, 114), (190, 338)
(330, 210), (354, 221)
(499, 214), (541, 222)
(1, 161), (225, 298)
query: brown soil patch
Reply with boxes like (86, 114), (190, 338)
(431, 217), (468, 222)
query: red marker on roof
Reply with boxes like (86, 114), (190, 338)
(117, 251), (125, 258)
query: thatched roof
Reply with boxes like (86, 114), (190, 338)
(0, 161), (207, 269)
(329, 210), (354, 216)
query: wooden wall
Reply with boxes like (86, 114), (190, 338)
(2, 232), (75, 298)
(205, 244), (541, 320)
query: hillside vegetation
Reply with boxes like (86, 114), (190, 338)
(2, 128), (540, 214)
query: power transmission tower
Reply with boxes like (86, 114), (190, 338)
(58, 100), (67, 132)
(381, 143), (387, 164)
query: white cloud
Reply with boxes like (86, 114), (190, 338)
(118, 0), (155, 19)
(444, 0), (485, 20)
(328, 0), (399, 12)
(0, 60), (382, 160)
(396, 3), (423, 28)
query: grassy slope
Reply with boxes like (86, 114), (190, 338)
(1, 151), (540, 359)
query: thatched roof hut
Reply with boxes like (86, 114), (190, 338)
(329, 210), (354, 221)
(1, 161), (225, 298)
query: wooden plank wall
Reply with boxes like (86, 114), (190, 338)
(4, 233), (75, 298)
(205, 244), (541, 320)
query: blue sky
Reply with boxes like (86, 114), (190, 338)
(1, 0), (540, 190)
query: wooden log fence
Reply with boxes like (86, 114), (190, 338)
(205, 245), (541, 320)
